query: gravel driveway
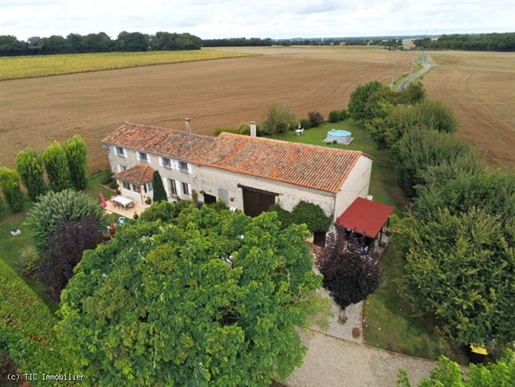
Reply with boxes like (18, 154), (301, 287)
(284, 330), (436, 387)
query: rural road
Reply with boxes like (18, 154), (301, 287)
(396, 53), (432, 91)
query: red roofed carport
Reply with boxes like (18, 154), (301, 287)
(335, 197), (394, 253)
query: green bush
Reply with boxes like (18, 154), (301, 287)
(328, 110), (341, 123)
(267, 204), (293, 229)
(99, 169), (113, 185)
(338, 109), (349, 121)
(291, 201), (332, 233)
(108, 180), (118, 189)
(308, 111), (324, 127)
(299, 118), (311, 129)
(15, 244), (40, 276)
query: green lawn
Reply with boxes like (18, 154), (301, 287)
(267, 121), (466, 362)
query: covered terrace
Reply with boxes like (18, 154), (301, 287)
(335, 197), (394, 261)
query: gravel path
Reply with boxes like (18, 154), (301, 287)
(284, 331), (436, 387)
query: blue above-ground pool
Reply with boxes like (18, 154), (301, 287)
(326, 129), (352, 144)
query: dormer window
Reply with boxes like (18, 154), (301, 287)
(139, 152), (148, 162)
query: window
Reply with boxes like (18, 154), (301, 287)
(179, 161), (188, 172)
(162, 157), (171, 168)
(182, 182), (190, 196)
(170, 179), (177, 196)
(116, 146), (126, 157)
(122, 181), (130, 190)
(139, 152), (148, 162)
(145, 182), (153, 192)
(132, 184), (138, 192)
(116, 165), (127, 173)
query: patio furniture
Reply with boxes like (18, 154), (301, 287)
(112, 196), (134, 209)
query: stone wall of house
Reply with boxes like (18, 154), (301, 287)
(104, 143), (372, 218)
(333, 155), (373, 221)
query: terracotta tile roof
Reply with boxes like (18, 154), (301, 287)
(113, 164), (154, 185)
(102, 122), (215, 162)
(103, 123), (371, 193)
(203, 133), (367, 193)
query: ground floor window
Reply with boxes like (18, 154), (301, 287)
(182, 182), (190, 196)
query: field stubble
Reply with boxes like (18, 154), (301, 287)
(0, 46), (414, 171)
(424, 51), (515, 169)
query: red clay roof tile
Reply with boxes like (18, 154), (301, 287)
(113, 163), (154, 185)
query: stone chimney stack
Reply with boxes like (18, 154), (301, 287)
(250, 121), (257, 137)
(185, 118), (192, 133)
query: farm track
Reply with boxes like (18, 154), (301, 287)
(0, 47), (413, 171)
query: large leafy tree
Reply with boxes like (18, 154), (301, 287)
(260, 103), (296, 136)
(26, 189), (105, 254)
(57, 208), (321, 386)
(394, 207), (515, 346)
(63, 135), (89, 191)
(0, 167), (25, 212)
(316, 225), (382, 312)
(43, 140), (71, 192)
(347, 80), (389, 122)
(15, 146), (47, 201)
(152, 170), (167, 202)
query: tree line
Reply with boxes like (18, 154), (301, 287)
(414, 32), (515, 51)
(348, 80), (515, 349)
(0, 31), (202, 56)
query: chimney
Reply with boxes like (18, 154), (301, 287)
(185, 118), (191, 133)
(250, 121), (257, 137)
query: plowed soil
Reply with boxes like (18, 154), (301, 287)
(0, 47), (414, 171)
(423, 51), (515, 169)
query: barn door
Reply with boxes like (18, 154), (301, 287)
(241, 186), (276, 217)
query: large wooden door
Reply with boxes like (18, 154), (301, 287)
(241, 186), (276, 217)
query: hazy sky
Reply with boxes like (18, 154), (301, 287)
(1, 0), (514, 41)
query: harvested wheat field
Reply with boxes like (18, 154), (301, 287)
(423, 51), (515, 169)
(0, 46), (415, 171)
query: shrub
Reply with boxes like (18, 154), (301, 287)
(99, 169), (114, 185)
(238, 122), (251, 135)
(291, 201), (332, 233)
(299, 118), (311, 129)
(0, 167), (25, 212)
(267, 204), (293, 229)
(261, 103), (296, 136)
(15, 244), (40, 276)
(108, 180), (118, 189)
(338, 109), (349, 120)
(328, 110), (341, 123)
(308, 111), (324, 127)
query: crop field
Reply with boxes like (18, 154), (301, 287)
(423, 51), (515, 169)
(0, 50), (255, 80)
(0, 46), (415, 171)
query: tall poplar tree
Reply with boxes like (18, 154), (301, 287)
(15, 146), (47, 201)
(64, 135), (89, 191)
(43, 141), (71, 192)
(0, 167), (25, 212)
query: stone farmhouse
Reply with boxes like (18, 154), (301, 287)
(101, 119), (376, 239)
